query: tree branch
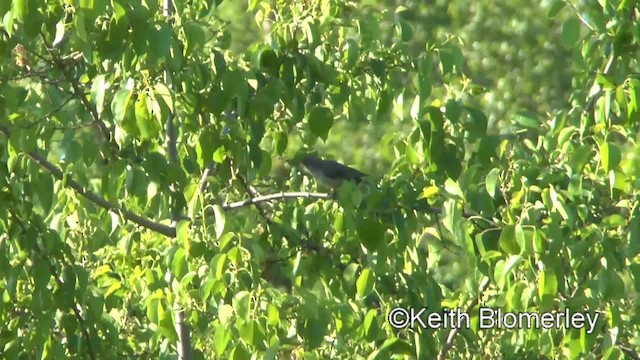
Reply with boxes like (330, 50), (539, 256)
(221, 191), (333, 210)
(39, 34), (114, 146)
(29, 150), (176, 237)
(1, 125), (175, 237)
(2, 124), (478, 240)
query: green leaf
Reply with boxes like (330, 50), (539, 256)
(417, 57), (432, 99)
(222, 70), (248, 100)
(35, 173), (54, 213)
(210, 254), (228, 279)
(512, 111), (540, 129)
(499, 224), (518, 254)
(176, 220), (190, 251)
(600, 142), (621, 172)
(363, 309), (379, 340)
(91, 75), (107, 115)
(111, 88), (133, 122)
(557, 126), (577, 144)
(230, 344), (250, 360)
(504, 254), (523, 276)
(218, 304), (234, 325)
(438, 46), (464, 75)
(10, 127), (37, 152)
(74, 12), (89, 42)
(213, 205), (225, 239)
(569, 144), (593, 171)
(238, 320), (254, 344)
(308, 106), (333, 141)
(213, 146), (227, 163)
(214, 325), (231, 354)
(302, 307), (330, 349)
(344, 39), (359, 70)
(547, 0), (565, 17)
(601, 214), (625, 228)
(368, 338), (414, 359)
(153, 83), (174, 113)
(561, 18), (581, 47)
(33, 259), (51, 290)
(356, 268), (375, 297)
(233, 291), (251, 321)
(184, 22), (205, 55)
(343, 263), (360, 287)
(258, 48), (279, 73)
(146, 298), (159, 324)
(549, 186), (570, 221)
(405, 142), (420, 165)
(357, 218), (385, 251)
(396, 18), (413, 42)
(485, 168), (500, 199)
(305, 21), (321, 50)
(13, 0), (29, 22)
(171, 248), (188, 279)
(135, 93), (160, 140)
(463, 106), (488, 141)
(538, 270), (558, 304)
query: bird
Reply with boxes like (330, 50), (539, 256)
(300, 155), (367, 189)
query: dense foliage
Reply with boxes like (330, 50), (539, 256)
(1, 0), (640, 359)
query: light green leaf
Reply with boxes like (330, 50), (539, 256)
(135, 93), (160, 140)
(91, 74), (107, 115)
(538, 270), (558, 301)
(213, 205), (225, 239)
(111, 88), (133, 122)
(600, 142), (621, 172)
(485, 168), (500, 199)
(356, 268), (374, 297)
(233, 291), (250, 321)
(176, 220), (190, 252)
(153, 83), (174, 112)
(13, 0), (29, 22)
(405, 142), (420, 165)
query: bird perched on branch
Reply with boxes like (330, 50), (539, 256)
(300, 154), (367, 189)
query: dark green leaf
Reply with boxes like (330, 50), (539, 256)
(307, 106), (333, 141)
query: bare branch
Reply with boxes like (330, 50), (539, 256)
(174, 306), (192, 360)
(198, 162), (217, 193)
(221, 191), (333, 210)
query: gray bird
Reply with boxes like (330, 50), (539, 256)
(301, 155), (367, 189)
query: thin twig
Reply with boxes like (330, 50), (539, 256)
(198, 162), (217, 193)
(40, 33), (114, 145)
(565, 1), (595, 31)
(234, 169), (273, 224)
(437, 277), (491, 360)
(221, 191), (333, 210)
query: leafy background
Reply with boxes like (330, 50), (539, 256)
(1, 0), (640, 359)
